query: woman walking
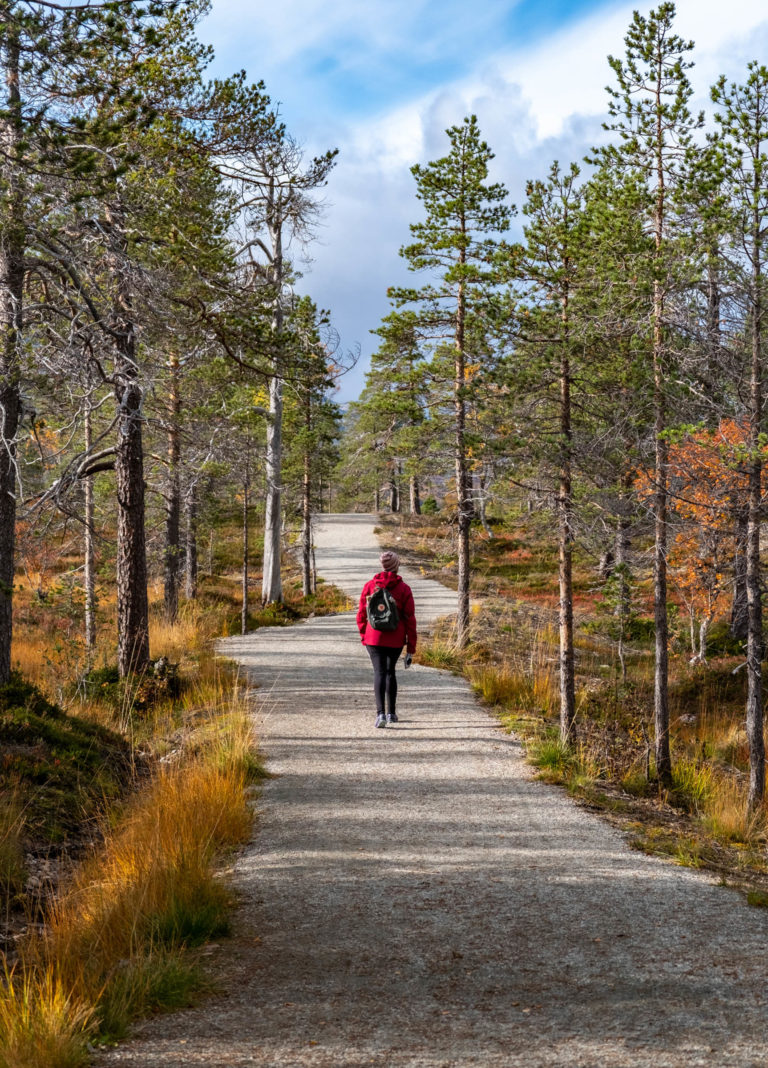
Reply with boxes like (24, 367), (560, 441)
(357, 550), (417, 728)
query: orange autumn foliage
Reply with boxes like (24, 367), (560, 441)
(636, 420), (766, 655)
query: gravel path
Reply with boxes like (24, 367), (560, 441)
(98, 514), (768, 1067)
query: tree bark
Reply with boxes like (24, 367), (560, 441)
(301, 452), (313, 597)
(652, 65), (671, 784)
(746, 216), (764, 812)
(110, 201), (150, 678)
(0, 26), (23, 683)
(559, 305), (575, 742)
(163, 353), (181, 623)
(262, 369), (284, 604)
(598, 550), (614, 581)
(389, 470), (398, 513)
(301, 391), (313, 597)
(261, 185), (285, 606)
(84, 393), (96, 652)
(615, 469), (633, 620)
(241, 476), (249, 636)
(455, 271), (471, 647)
(409, 474), (421, 516)
(653, 284), (671, 783)
(184, 484), (198, 601)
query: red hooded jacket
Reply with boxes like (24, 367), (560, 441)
(357, 571), (417, 653)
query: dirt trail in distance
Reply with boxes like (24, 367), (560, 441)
(98, 514), (768, 1068)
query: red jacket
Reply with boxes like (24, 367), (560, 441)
(357, 571), (417, 653)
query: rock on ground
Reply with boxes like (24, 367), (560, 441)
(97, 514), (768, 1068)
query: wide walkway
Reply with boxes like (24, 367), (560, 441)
(99, 514), (768, 1067)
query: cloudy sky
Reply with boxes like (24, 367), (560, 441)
(200, 0), (768, 401)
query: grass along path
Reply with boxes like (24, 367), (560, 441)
(97, 514), (768, 1067)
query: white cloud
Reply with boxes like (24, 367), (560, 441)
(203, 0), (768, 400)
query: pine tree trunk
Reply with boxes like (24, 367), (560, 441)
(705, 252), (722, 390)
(653, 282), (671, 784)
(301, 450), (312, 597)
(262, 370), (284, 604)
(301, 392), (313, 596)
(746, 228), (764, 812)
(115, 374), (150, 677)
(598, 550), (614, 580)
(389, 472), (398, 513)
(163, 354), (181, 623)
(652, 81), (671, 784)
(241, 478), (249, 636)
(184, 485), (198, 601)
(0, 28), (23, 684)
(615, 469), (632, 620)
(109, 209), (149, 676)
(409, 475), (421, 515)
(455, 276), (470, 647)
(559, 322), (575, 742)
(261, 198), (285, 606)
(84, 396), (96, 652)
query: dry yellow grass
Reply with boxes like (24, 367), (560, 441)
(43, 694), (254, 981)
(0, 965), (93, 1068)
(700, 776), (767, 844)
(468, 628), (558, 716)
(2, 676), (257, 1059)
(149, 601), (214, 666)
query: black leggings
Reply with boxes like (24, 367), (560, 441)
(366, 645), (402, 715)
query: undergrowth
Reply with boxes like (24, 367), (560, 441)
(399, 510), (768, 894)
(0, 571), (271, 1065)
(0, 680), (258, 1061)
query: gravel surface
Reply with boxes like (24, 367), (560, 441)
(97, 514), (768, 1067)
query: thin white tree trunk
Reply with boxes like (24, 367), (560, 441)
(262, 370), (284, 603)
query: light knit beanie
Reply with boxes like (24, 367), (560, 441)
(380, 550), (400, 572)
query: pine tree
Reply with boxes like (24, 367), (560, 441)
(520, 161), (586, 741)
(598, 2), (703, 783)
(711, 62), (768, 811)
(392, 116), (512, 645)
(0, 0), (162, 681)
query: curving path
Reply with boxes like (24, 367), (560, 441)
(99, 514), (768, 1067)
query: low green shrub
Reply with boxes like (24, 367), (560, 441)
(0, 674), (130, 844)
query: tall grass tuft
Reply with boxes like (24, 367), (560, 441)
(468, 630), (558, 716)
(670, 758), (716, 813)
(41, 726), (254, 1024)
(3, 687), (257, 1059)
(0, 965), (93, 1068)
(700, 777), (766, 844)
(418, 635), (463, 672)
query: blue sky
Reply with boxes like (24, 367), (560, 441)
(200, 0), (768, 401)
(202, 0), (604, 123)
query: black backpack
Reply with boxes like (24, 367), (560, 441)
(366, 584), (400, 631)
